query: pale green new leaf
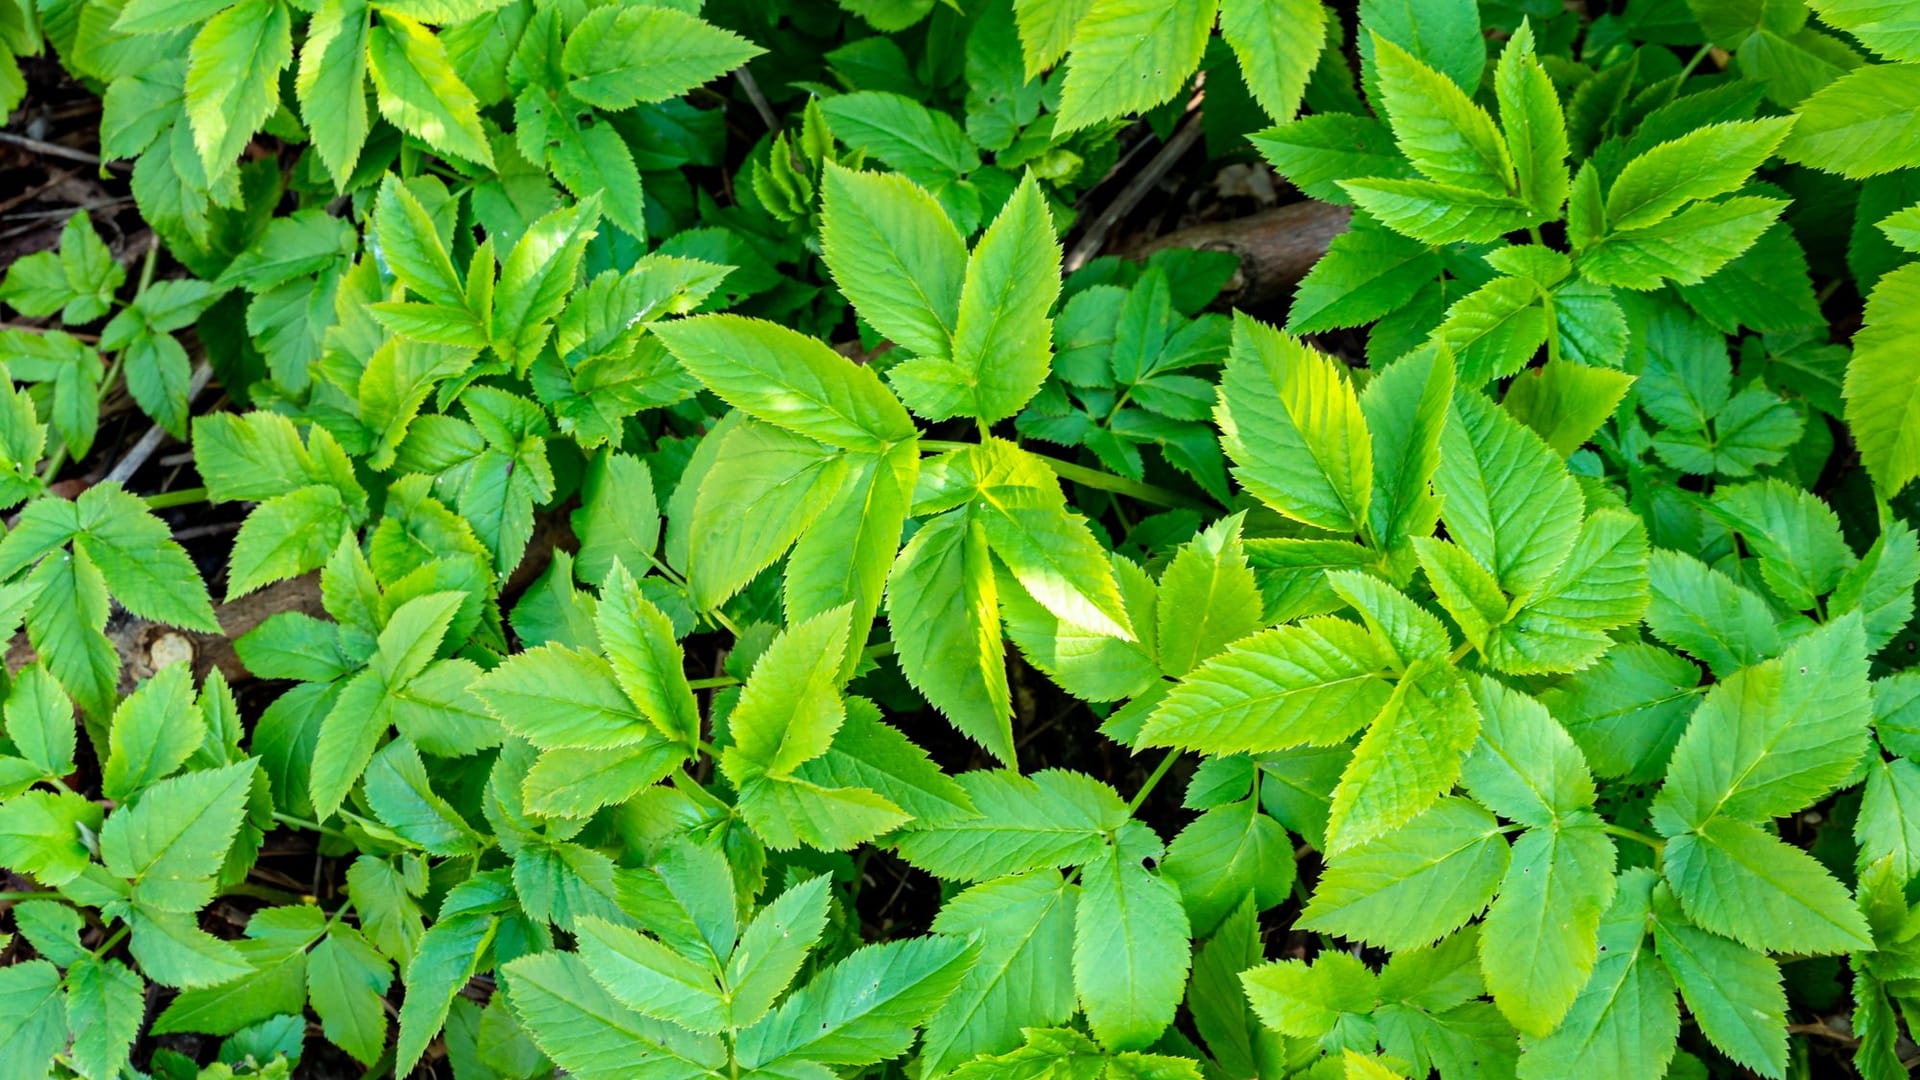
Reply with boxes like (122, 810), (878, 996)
(1780, 62), (1920, 178)
(1577, 196), (1788, 289)
(102, 664), (203, 801)
(562, 5), (762, 110)
(886, 510), (1013, 762)
(819, 164), (965, 362)
(1138, 617), (1394, 754)
(573, 916), (728, 1034)
(1053, 0), (1217, 133)
(1155, 512), (1263, 677)
(183, 0), (291, 176)
(1217, 314), (1372, 535)
(688, 419), (847, 611)
(1326, 661), (1481, 853)
(1461, 676), (1596, 827)
(1370, 32), (1512, 193)
(1495, 22), (1569, 218)
(1604, 119), (1794, 231)
(598, 565), (699, 747)
(1433, 387), (1583, 597)
(368, 13), (493, 166)
(722, 605), (850, 781)
(1219, 0), (1325, 122)
(654, 315), (916, 452)
(727, 875), (833, 1030)
(99, 760), (256, 901)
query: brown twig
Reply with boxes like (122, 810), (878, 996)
(0, 131), (110, 167)
(1129, 200), (1351, 309)
(1065, 110), (1207, 272)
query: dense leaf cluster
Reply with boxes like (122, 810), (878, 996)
(1, 0), (1920, 1077)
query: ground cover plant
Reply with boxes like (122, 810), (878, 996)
(2, 0), (1920, 1076)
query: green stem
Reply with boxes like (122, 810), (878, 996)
(919, 441), (1204, 509)
(92, 925), (129, 959)
(273, 810), (352, 842)
(1602, 824), (1666, 858)
(0, 891), (59, 905)
(1127, 750), (1181, 815)
(143, 486), (207, 509)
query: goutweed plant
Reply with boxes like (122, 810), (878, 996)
(0, 0), (1919, 1077)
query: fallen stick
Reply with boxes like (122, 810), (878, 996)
(1129, 199), (1351, 308)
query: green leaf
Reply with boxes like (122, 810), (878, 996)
(1644, 549), (1781, 675)
(1072, 838), (1190, 1051)
(819, 164), (965, 362)
(1138, 617), (1394, 754)
(0, 962), (67, 1080)
(1361, 351), (1453, 555)
(785, 443), (919, 677)
(1858, 756), (1920, 882)
(1242, 950), (1378, 1040)
(375, 175), (465, 309)
(922, 870), (1078, 1076)
(1577, 196), (1788, 290)
(503, 952), (725, 1080)
(1326, 661), (1481, 854)
(688, 419), (847, 610)
(1012, 0), (1091, 75)
(572, 916), (729, 1033)
(73, 483), (220, 631)
(1433, 387), (1583, 597)
(1649, 885), (1787, 1077)
(721, 605), (850, 780)
(1217, 313), (1372, 535)
(1254, 114), (1414, 206)
(308, 926), (393, 1065)
(1495, 22), (1570, 218)
(561, 5), (762, 110)
(473, 644), (648, 749)
(102, 664), (203, 801)
(1806, 0), (1920, 60)
(1482, 508), (1650, 675)
(295, 0), (370, 186)
(1461, 676), (1596, 827)
(597, 565), (699, 748)
(1780, 62), (1920, 178)
(0, 791), (102, 886)
(6, 664), (74, 779)
(100, 760), (256, 903)
(653, 315), (916, 452)
(1480, 818), (1617, 1036)
(949, 172), (1060, 424)
(1605, 119), (1794, 231)
(363, 738), (483, 856)
(1002, 551), (1158, 703)
(1300, 796), (1509, 951)
(492, 199), (597, 373)
(183, 0), (292, 176)
(734, 935), (979, 1069)
(1651, 614), (1870, 831)
(895, 768), (1126, 881)
(1161, 798), (1295, 935)
(1370, 32), (1512, 194)
(1219, 0), (1324, 121)
(1502, 360), (1635, 458)
(1516, 870), (1678, 1080)
(65, 957), (144, 1080)
(886, 509), (1013, 763)
(1708, 479), (1854, 611)
(1054, 0), (1217, 132)
(1155, 512), (1264, 677)
(1661, 815), (1872, 954)
(1285, 219), (1443, 334)
(572, 452), (661, 587)
(727, 874), (832, 1029)
(130, 913), (253, 992)
(227, 486), (353, 599)
(1846, 262), (1920, 495)
(368, 13), (494, 166)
